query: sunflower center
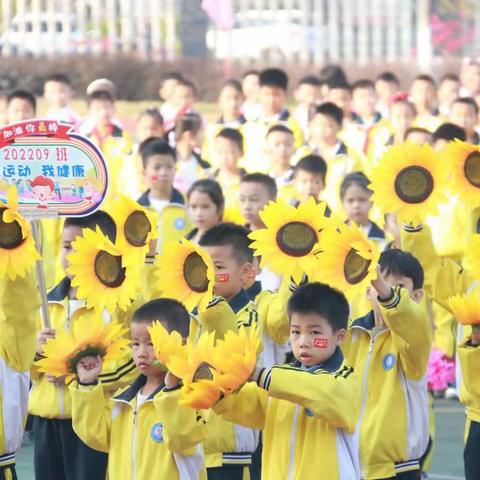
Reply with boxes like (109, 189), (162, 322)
(124, 210), (151, 247)
(344, 249), (371, 285)
(94, 250), (126, 288)
(193, 362), (214, 382)
(183, 252), (209, 293)
(0, 207), (24, 250)
(394, 166), (434, 204)
(464, 152), (480, 188)
(276, 221), (317, 257)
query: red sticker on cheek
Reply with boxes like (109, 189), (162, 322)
(215, 273), (230, 283)
(150, 175), (158, 182)
(313, 338), (328, 348)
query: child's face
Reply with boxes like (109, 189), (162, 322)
(203, 244), (250, 300)
(352, 87), (377, 117)
(239, 182), (271, 229)
(309, 113), (340, 143)
(369, 270), (423, 304)
(137, 115), (164, 143)
(290, 312), (345, 367)
(295, 83), (320, 108)
(405, 131), (432, 145)
(450, 102), (477, 134)
(89, 99), (115, 127)
(131, 322), (164, 378)
(61, 225), (83, 278)
(159, 78), (180, 102)
(259, 86), (286, 116)
(328, 88), (352, 115)
(438, 79), (460, 108)
(375, 79), (398, 104)
(219, 86), (244, 118)
(143, 154), (176, 192)
(7, 98), (35, 123)
(410, 80), (436, 110)
(172, 85), (195, 111)
(462, 64), (480, 95)
(294, 170), (325, 203)
(265, 131), (294, 167)
(342, 184), (372, 226)
(215, 137), (242, 173)
(242, 74), (260, 102)
(188, 190), (221, 232)
(44, 81), (72, 109)
(389, 102), (415, 134)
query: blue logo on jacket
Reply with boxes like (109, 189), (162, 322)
(174, 218), (186, 230)
(151, 423), (164, 443)
(382, 353), (396, 371)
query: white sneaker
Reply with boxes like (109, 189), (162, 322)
(444, 386), (459, 400)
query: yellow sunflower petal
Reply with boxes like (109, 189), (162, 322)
(148, 320), (187, 367)
(448, 293), (480, 325)
(464, 234), (480, 280)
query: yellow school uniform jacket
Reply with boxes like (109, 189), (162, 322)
(29, 278), (137, 419)
(137, 188), (190, 254)
(458, 338), (480, 424)
(204, 290), (259, 468)
(343, 288), (431, 479)
(70, 376), (206, 480)
(214, 348), (360, 480)
(0, 271), (40, 468)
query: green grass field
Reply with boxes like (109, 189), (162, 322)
(15, 399), (466, 479)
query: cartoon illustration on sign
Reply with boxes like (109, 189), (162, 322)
(28, 175), (56, 209)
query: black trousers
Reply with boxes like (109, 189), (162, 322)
(0, 465), (17, 480)
(207, 464), (246, 480)
(383, 471), (421, 480)
(33, 416), (108, 480)
(465, 419), (480, 480)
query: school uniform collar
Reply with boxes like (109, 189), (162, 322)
(218, 114), (247, 126)
(113, 374), (165, 402)
(48, 277), (71, 301)
(352, 111), (382, 126)
(291, 347), (344, 373)
(246, 281), (262, 300)
(350, 310), (375, 331)
(137, 188), (184, 207)
(228, 289), (251, 314)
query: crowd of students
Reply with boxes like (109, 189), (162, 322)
(2, 60), (480, 480)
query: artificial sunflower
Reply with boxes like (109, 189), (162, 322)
(35, 316), (130, 382)
(67, 227), (140, 313)
(155, 239), (214, 312)
(168, 331), (222, 409)
(443, 140), (480, 206)
(0, 186), (40, 280)
(464, 234), (480, 280)
(369, 142), (447, 223)
(148, 320), (187, 369)
(311, 223), (380, 297)
(249, 198), (334, 282)
(448, 292), (480, 326)
(110, 195), (157, 261)
(212, 326), (260, 394)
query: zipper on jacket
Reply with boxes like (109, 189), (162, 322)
(132, 409), (137, 480)
(287, 406), (300, 480)
(58, 384), (64, 418)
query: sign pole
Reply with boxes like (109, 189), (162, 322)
(31, 220), (51, 329)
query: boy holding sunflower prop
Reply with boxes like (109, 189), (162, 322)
(31, 211), (139, 480)
(342, 249), (432, 479)
(69, 299), (207, 480)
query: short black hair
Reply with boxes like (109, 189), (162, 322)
(313, 102), (343, 125)
(160, 72), (183, 84)
(340, 171), (372, 200)
(452, 96), (479, 115)
(138, 107), (164, 125)
(45, 73), (72, 86)
(298, 75), (322, 87)
(140, 138), (176, 168)
(175, 78), (197, 97)
(7, 89), (36, 112)
(375, 71), (400, 85)
(266, 124), (293, 138)
(88, 90), (115, 105)
(288, 282), (349, 332)
(351, 79), (375, 92)
(175, 112), (202, 140)
(187, 179), (225, 212)
(199, 223), (253, 264)
(216, 127), (244, 153)
(222, 79), (243, 93)
(440, 73), (460, 84)
(318, 64), (348, 86)
(132, 298), (190, 337)
(295, 155), (327, 183)
(259, 68), (288, 90)
(64, 210), (117, 242)
(404, 127), (433, 142)
(241, 173), (277, 200)
(328, 80), (351, 92)
(379, 249), (424, 290)
(414, 74), (436, 86)
(432, 123), (466, 143)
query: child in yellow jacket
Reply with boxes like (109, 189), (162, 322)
(214, 282), (360, 480)
(70, 298), (207, 480)
(0, 270), (40, 479)
(343, 249), (432, 479)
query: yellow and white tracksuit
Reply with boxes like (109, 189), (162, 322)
(70, 375), (206, 480)
(343, 288), (432, 478)
(0, 271), (40, 469)
(214, 348), (360, 480)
